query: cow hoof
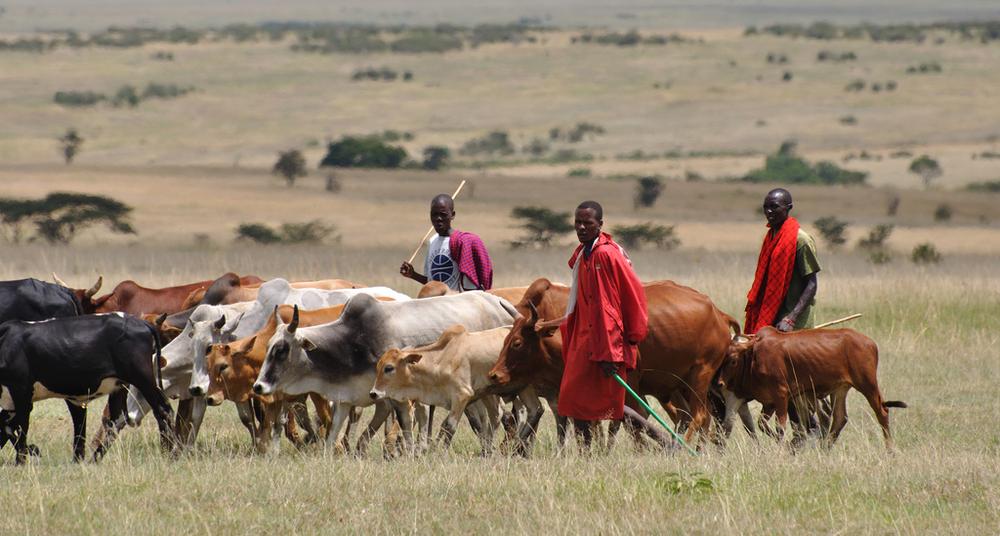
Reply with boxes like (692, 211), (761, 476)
(27, 445), (40, 457)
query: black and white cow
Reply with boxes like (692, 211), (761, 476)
(0, 313), (176, 464)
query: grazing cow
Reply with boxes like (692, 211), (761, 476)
(0, 313), (176, 463)
(370, 325), (514, 455)
(180, 276), (362, 310)
(488, 278), (739, 448)
(417, 281), (527, 304)
(718, 327), (907, 449)
(187, 282), (411, 397)
(253, 292), (517, 453)
(3, 277), (103, 320)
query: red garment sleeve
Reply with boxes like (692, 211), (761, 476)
(613, 251), (648, 344)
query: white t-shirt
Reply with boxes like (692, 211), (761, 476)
(424, 235), (477, 291)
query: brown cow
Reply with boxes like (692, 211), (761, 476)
(718, 327), (906, 450)
(488, 278), (739, 449)
(86, 273), (259, 316)
(205, 302), (392, 454)
(180, 277), (361, 310)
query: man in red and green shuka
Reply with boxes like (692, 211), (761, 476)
(556, 200), (648, 442)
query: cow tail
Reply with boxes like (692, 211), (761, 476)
(884, 400), (908, 409)
(143, 321), (165, 391)
(725, 314), (742, 338)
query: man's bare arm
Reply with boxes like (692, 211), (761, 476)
(778, 273), (817, 331)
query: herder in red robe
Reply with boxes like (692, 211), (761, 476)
(556, 201), (648, 444)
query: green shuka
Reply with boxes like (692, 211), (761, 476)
(777, 228), (822, 329)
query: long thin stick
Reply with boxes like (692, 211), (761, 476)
(813, 313), (862, 329)
(406, 180), (467, 265)
(612, 373), (698, 456)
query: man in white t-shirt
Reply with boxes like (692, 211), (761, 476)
(400, 194), (493, 292)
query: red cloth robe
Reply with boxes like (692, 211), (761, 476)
(558, 232), (648, 421)
(744, 216), (800, 334)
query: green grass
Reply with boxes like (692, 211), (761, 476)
(0, 246), (996, 533)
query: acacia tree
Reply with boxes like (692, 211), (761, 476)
(0, 192), (136, 244)
(273, 149), (307, 187)
(509, 206), (573, 248)
(909, 155), (942, 189)
(59, 128), (84, 164)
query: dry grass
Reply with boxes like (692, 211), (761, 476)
(0, 246), (997, 534)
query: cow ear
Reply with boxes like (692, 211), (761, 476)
(236, 335), (256, 354)
(537, 323), (558, 338)
(404, 353), (422, 365)
(300, 337), (317, 352)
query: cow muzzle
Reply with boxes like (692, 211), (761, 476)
(369, 389), (383, 400)
(189, 386), (205, 397)
(488, 370), (509, 385)
(252, 382), (271, 396)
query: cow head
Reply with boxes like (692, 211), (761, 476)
(254, 305), (316, 397)
(489, 297), (557, 386)
(369, 348), (422, 400)
(187, 313), (232, 397)
(205, 334), (257, 405)
(53, 273), (103, 314)
(716, 334), (756, 392)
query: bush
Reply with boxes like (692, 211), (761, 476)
(814, 216), (848, 248)
(58, 129), (84, 164)
(459, 131), (515, 156)
(112, 85), (141, 107)
(839, 115), (857, 125)
(567, 167), (591, 178)
(743, 141), (868, 185)
(319, 136), (408, 168)
(868, 250), (892, 265)
(766, 53), (788, 64)
(844, 79), (866, 92)
(612, 223), (679, 250)
(905, 62), (942, 74)
(566, 122), (606, 143)
(53, 91), (106, 107)
(390, 32), (463, 53)
(858, 224), (893, 251)
(236, 220), (337, 244)
(933, 203), (952, 222)
(508, 206), (573, 248)
(634, 176), (664, 208)
(966, 180), (1000, 192)
(911, 243), (941, 264)
(521, 138), (550, 156)
(817, 50), (856, 62)
(236, 223), (282, 244)
(887, 195), (901, 216)
(141, 83), (194, 99)
(272, 149), (307, 187)
(909, 155), (942, 189)
(422, 146), (450, 170)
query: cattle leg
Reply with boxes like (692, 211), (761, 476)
(622, 406), (671, 450)
(859, 385), (896, 450)
(479, 396), (501, 457)
(174, 398), (195, 447)
(286, 396), (314, 444)
(826, 387), (851, 449)
(11, 390), (34, 465)
(514, 388), (545, 456)
(309, 395), (333, 442)
(411, 403), (429, 454)
(235, 400), (258, 445)
(438, 397), (471, 450)
(324, 402), (354, 453)
(355, 401), (392, 456)
(66, 401), (87, 462)
(92, 389), (128, 462)
(133, 383), (178, 456)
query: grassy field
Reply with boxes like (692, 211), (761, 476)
(0, 247), (997, 534)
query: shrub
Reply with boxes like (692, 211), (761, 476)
(522, 138), (550, 156)
(782, 71), (793, 81)
(459, 131), (515, 156)
(858, 224), (893, 250)
(567, 167), (591, 178)
(236, 220), (337, 244)
(844, 79), (866, 92)
(817, 50), (856, 62)
(743, 141), (868, 185)
(566, 122), (606, 143)
(112, 85), (141, 107)
(868, 250), (892, 265)
(612, 223), (679, 250)
(887, 195), (901, 216)
(839, 115), (857, 125)
(141, 83), (194, 99)
(58, 128), (84, 164)
(813, 216), (848, 248)
(966, 180), (1000, 192)
(236, 223), (282, 244)
(422, 146), (450, 170)
(272, 149), (307, 187)
(911, 243), (941, 264)
(933, 203), (952, 222)
(909, 155), (942, 189)
(319, 136), (408, 168)
(634, 176), (664, 208)
(766, 53), (788, 64)
(390, 32), (463, 53)
(53, 91), (106, 107)
(905, 62), (942, 74)
(509, 206), (573, 248)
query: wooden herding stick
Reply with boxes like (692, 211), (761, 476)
(813, 313), (862, 329)
(406, 180), (467, 265)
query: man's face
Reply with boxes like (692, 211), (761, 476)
(575, 207), (602, 244)
(762, 193), (791, 228)
(430, 202), (454, 236)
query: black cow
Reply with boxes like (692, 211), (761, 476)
(0, 313), (177, 464)
(0, 277), (102, 322)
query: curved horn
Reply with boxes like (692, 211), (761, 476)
(213, 315), (227, 331)
(84, 275), (103, 298)
(288, 305), (299, 334)
(154, 313), (168, 327)
(527, 301), (539, 327)
(52, 272), (69, 287)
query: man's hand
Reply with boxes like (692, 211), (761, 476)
(777, 316), (796, 332)
(599, 361), (619, 378)
(399, 261), (415, 279)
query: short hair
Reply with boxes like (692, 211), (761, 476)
(765, 188), (792, 206)
(430, 194), (454, 210)
(576, 200), (603, 220)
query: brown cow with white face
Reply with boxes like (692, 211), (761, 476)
(717, 326), (906, 450)
(489, 278), (739, 449)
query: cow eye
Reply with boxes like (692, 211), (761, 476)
(511, 339), (523, 350)
(218, 363), (229, 374)
(384, 365), (395, 374)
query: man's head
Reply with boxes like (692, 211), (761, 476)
(574, 200), (603, 244)
(430, 194), (455, 236)
(762, 188), (793, 228)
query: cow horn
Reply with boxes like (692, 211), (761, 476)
(213, 315), (227, 331)
(154, 313), (167, 327)
(85, 276), (103, 298)
(527, 301), (539, 327)
(288, 305), (299, 334)
(52, 272), (69, 287)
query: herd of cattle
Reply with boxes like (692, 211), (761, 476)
(0, 272), (905, 464)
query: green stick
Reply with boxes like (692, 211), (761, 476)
(612, 372), (698, 456)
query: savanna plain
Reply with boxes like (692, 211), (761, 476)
(1, 2), (999, 534)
